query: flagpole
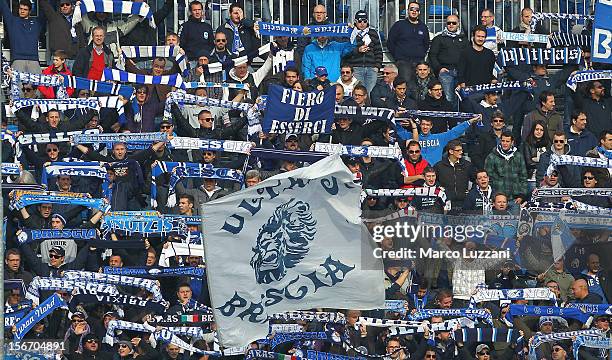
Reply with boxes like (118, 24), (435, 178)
(0, 23), (6, 354)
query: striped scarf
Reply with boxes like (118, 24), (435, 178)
(2, 162), (21, 175)
(409, 308), (494, 325)
(11, 98), (100, 113)
(546, 153), (612, 176)
(164, 91), (251, 118)
(10, 70), (67, 100)
(531, 12), (594, 31)
(531, 329), (603, 350)
(458, 80), (534, 99)
(119, 46), (189, 76)
(26, 276), (119, 302)
(102, 68), (185, 90)
(63, 75), (134, 98)
(63, 270), (164, 302)
(314, 142), (402, 159)
(453, 328), (521, 343)
(73, 0), (155, 29)
(497, 47), (582, 68)
(566, 70), (612, 91)
(183, 81), (249, 90)
(573, 335), (612, 360)
(41, 161), (107, 185)
(199, 43), (271, 74)
(72, 132), (167, 146)
(548, 32), (591, 48)
(9, 190), (109, 212)
(169, 137), (252, 153)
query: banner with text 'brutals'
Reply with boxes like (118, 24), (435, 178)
(262, 85), (335, 134)
(202, 155), (385, 347)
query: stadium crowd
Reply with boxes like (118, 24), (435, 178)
(0, 0), (611, 358)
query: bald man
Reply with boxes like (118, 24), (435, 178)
(570, 279), (603, 304)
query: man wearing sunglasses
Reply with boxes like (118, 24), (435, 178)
(428, 15), (467, 106)
(38, 0), (86, 65)
(536, 132), (579, 186)
(19, 242), (95, 278)
(342, 10), (383, 95)
(77, 333), (113, 359)
(575, 81), (612, 138)
(387, 1), (430, 83)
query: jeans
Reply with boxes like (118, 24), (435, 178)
(244, 0), (272, 21)
(353, 66), (379, 94)
(438, 68), (458, 107)
(11, 60), (41, 74)
(395, 59), (418, 84)
(349, 0), (380, 30)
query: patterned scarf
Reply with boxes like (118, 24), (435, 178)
(496, 144), (517, 161)
(228, 20), (245, 55)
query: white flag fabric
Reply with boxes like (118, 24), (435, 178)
(202, 155), (385, 347)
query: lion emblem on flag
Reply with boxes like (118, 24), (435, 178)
(250, 199), (317, 284)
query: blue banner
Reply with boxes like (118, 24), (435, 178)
(262, 85), (335, 134)
(593, 0), (612, 64)
(14, 294), (66, 340)
(258, 21), (351, 37)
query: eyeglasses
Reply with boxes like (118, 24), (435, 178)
(409, 7), (420, 11)
(584, 176), (595, 180)
(136, 90), (147, 95)
(425, 355), (437, 359)
(118, 344), (129, 349)
(47, 148), (59, 153)
(552, 348), (563, 353)
(160, 125), (173, 129)
(451, 148), (463, 152)
(478, 352), (490, 356)
(553, 140), (565, 143)
(200, 118), (214, 122)
(492, 119), (504, 123)
(341, 71), (352, 74)
(86, 339), (99, 343)
(60, 3), (71, 7)
(215, 39), (227, 43)
(72, 319), (85, 323)
(49, 254), (63, 259)
(447, 21), (457, 25)
(357, 19), (368, 23)
(22, 87), (34, 92)
(408, 150), (421, 154)
(383, 72), (393, 75)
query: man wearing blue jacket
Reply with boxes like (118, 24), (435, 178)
(387, 1), (430, 83)
(302, 36), (355, 82)
(395, 115), (480, 165)
(0, 0), (45, 73)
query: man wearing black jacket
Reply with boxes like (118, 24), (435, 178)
(428, 14), (468, 105)
(19, 243), (96, 278)
(457, 25), (496, 113)
(434, 140), (475, 212)
(342, 10), (383, 94)
(177, 0), (215, 61)
(120, 0), (174, 46)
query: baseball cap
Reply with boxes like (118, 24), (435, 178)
(315, 66), (328, 77)
(160, 118), (173, 127)
(104, 311), (119, 318)
(539, 316), (553, 327)
(59, 0), (71, 5)
(285, 134), (298, 141)
(49, 246), (65, 257)
(71, 311), (86, 320)
(475, 344), (490, 354)
(355, 10), (368, 21)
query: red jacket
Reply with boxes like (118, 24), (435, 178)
(38, 64), (74, 99)
(401, 157), (429, 188)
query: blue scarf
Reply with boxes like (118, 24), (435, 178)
(120, 45), (189, 77)
(409, 308), (493, 325)
(458, 80), (534, 99)
(10, 191), (109, 213)
(566, 70), (612, 91)
(100, 211), (188, 236)
(257, 21), (352, 37)
(102, 68), (185, 90)
(63, 75), (134, 98)
(17, 229), (98, 245)
(2, 162), (21, 176)
(103, 266), (205, 278)
(453, 328), (521, 343)
(507, 304), (592, 323)
(41, 162), (107, 185)
(14, 294), (66, 340)
(597, 146), (612, 159)
(228, 20), (245, 55)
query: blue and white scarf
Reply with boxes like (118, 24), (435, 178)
(71, 132), (167, 146)
(458, 80), (534, 99)
(14, 129), (100, 146)
(2, 162), (21, 176)
(566, 70), (612, 91)
(531, 12), (594, 31)
(14, 294), (66, 340)
(10, 190), (109, 213)
(103, 266), (205, 278)
(453, 328), (521, 344)
(573, 335), (612, 360)
(409, 308), (493, 325)
(10, 70), (66, 100)
(306, 350), (366, 360)
(102, 68), (185, 90)
(183, 81), (249, 90)
(385, 299), (407, 314)
(11, 98), (100, 113)
(546, 154), (612, 176)
(72, 0), (155, 28)
(397, 109), (478, 119)
(531, 187), (612, 199)
(4, 307), (30, 329)
(470, 288), (557, 308)
(70, 291), (167, 313)
(100, 211), (188, 236)
(334, 105), (395, 122)
(27, 276), (119, 302)
(164, 91), (250, 118)
(228, 20), (245, 55)
(266, 331), (330, 349)
(496, 47), (582, 68)
(63, 270), (164, 302)
(119, 46), (189, 76)
(257, 21), (352, 37)
(63, 75), (134, 98)
(169, 137), (252, 154)
(198, 43), (271, 74)
(17, 229), (98, 245)
(507, 304), (593, 323)
(269, 311), (346, 324)
(530, 329), (603, 350)
(314, 142), (402, 159)
(548, 32), (591, 48)
(41, 162), (107, 185)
